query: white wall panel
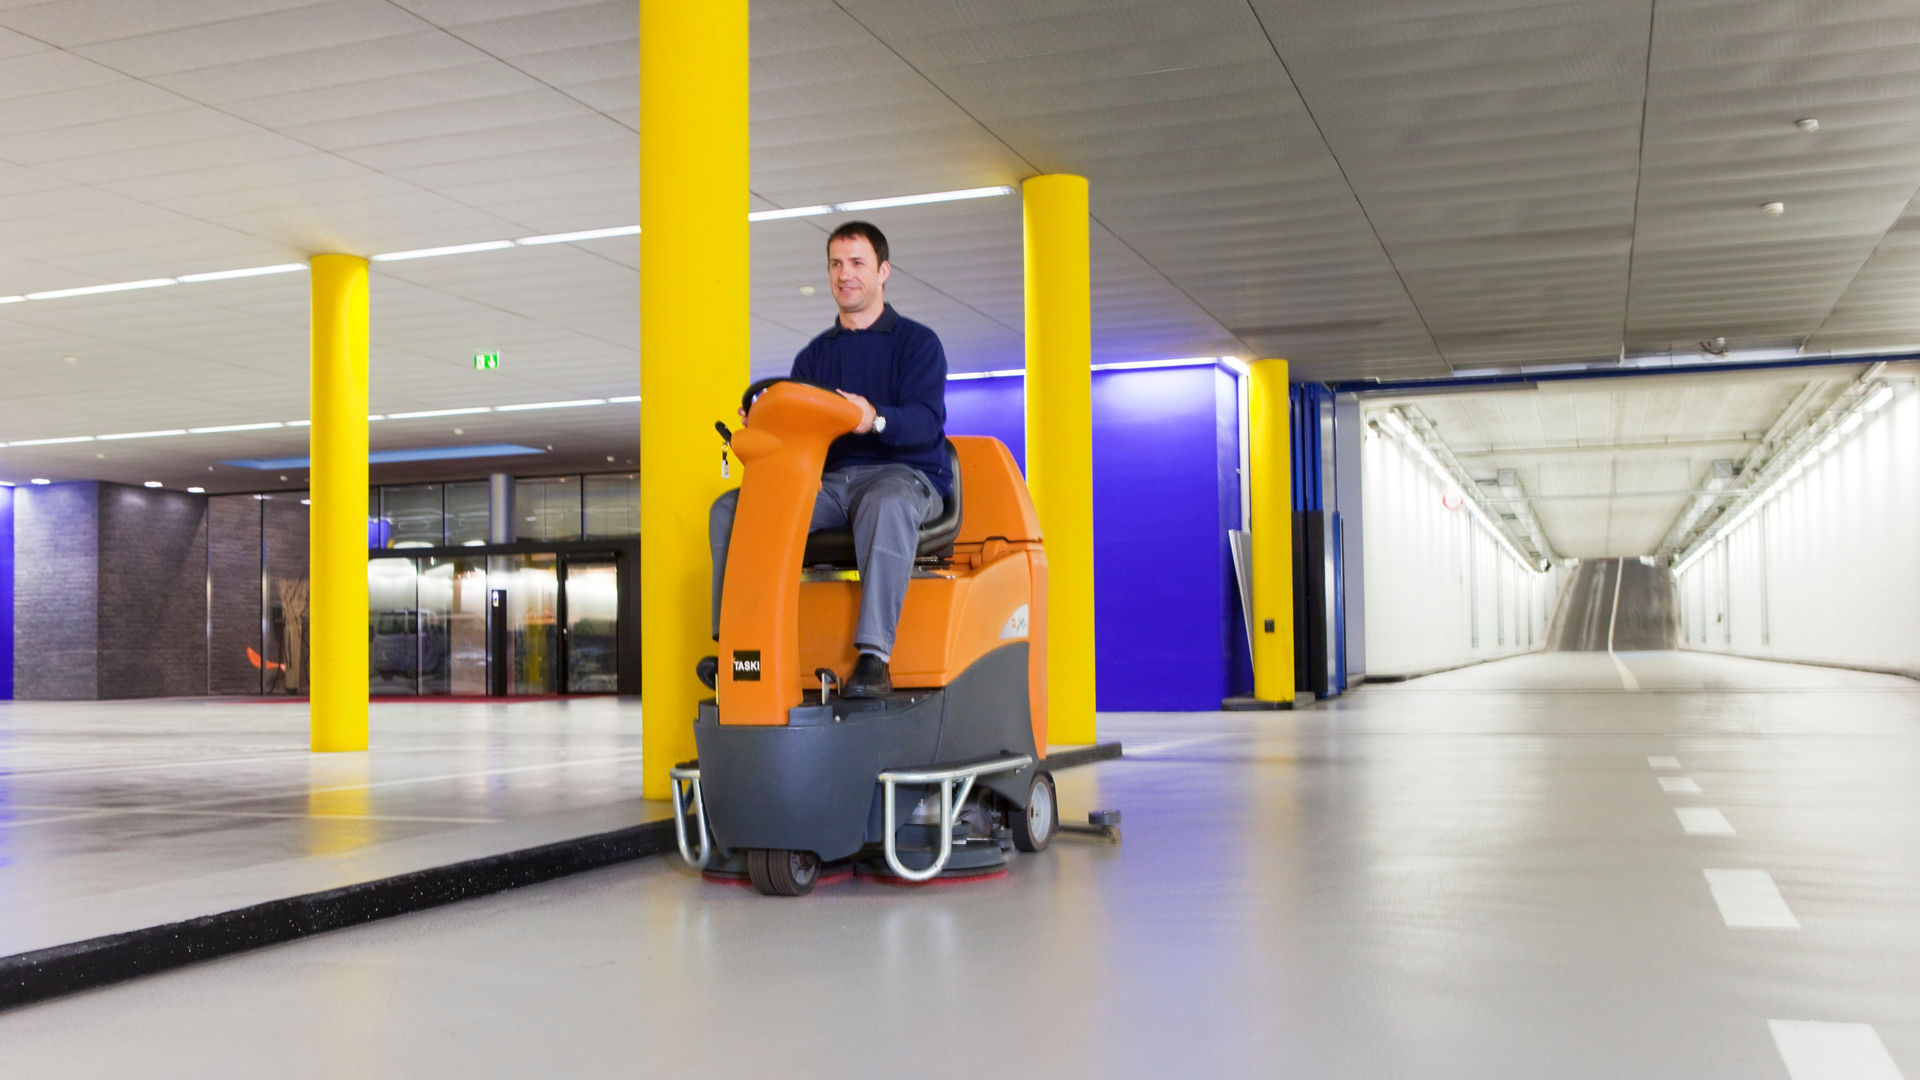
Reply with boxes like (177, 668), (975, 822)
(1362, 422), (1560, 678)
(1675, 382), (1920, 678)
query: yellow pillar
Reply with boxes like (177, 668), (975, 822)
(639, 0), (748, 798)
(309, 254), (371, 751)
(1248, 359), (1295, 704)
(1024, 174), (1096, 745)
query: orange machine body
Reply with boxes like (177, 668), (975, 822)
(715, 387), (1047, 757)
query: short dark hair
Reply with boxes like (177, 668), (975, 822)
(827, 221), (889, 266)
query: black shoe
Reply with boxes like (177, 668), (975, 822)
(841, 653), (892, 699)
(695, 656), (718, 691)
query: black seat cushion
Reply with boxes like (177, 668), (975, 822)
(802, 440), (963, 566)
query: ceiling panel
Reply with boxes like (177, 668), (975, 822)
(0, 0), (1917, 490)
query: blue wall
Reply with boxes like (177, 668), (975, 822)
(945, 366), (1248, 710)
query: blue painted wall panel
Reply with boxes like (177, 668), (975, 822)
(946, 366), (1239, 710)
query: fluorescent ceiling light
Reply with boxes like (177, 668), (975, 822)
(1218, 356), (1250, 377)
(747, 205), (834, 222)
(1837, 412), (1863, 435)
(1092, 357), (1222, 372)
(0, 187), (1022, 305)
(189, 422), (285, 434)
(187, 487), (205, 493)
(948, 369), (1025, 381)
(26, 278), (176, 300)
(385, 407), (493, 420)
(143, 481), (162, 488)
(286, 420), (312, 427)
(98, 429), (187, 441)
(606, 395), (641, 404)
(834, 186), (1015, 212)
(1864, 385), (1894, 412)
(225, 444), (546, 470)
(10, 435), (95, 446)
(177, 264), (306, 283)
(371, 240), (515, 262)
(1818, 432), (1839, 452)
(30, 478), (50, 484)
(494, 398), (606, 412)
(516, 225), (640, 246)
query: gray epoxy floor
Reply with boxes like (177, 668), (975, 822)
(0, 697), (660, 954)
(3, 651), (1917, 1079)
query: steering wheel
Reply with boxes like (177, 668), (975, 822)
(740, 376), (836, 416)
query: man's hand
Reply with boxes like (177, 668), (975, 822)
(838, 389), (877, 434)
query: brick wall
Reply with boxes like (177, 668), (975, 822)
(97, 486), (208, 699)
(14, 483), (101, 699)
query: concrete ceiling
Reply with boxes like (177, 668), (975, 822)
(1369, 366), (1863, 557)
(3, 1), (1920, 490)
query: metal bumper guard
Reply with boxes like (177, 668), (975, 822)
(669, 753), (1034, 883)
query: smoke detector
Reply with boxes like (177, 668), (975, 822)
(1761, 201), (1785, 217)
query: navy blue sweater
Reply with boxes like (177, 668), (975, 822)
(791, 303), (951, 497)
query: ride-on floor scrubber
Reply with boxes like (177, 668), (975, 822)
(670, 378), (1056, 896)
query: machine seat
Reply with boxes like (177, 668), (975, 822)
(802, 440), (963, 566)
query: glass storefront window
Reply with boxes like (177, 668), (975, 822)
(417, 555), (488, 694)
(369, 558), (420, 694)
(583, 474), (639, 538)
(516, 477), (581, 541)
(444, 481), (491, 546)
(382, 484), (443, 548)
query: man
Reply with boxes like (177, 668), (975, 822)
(706, 221), (950, 698)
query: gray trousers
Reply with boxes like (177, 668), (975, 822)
(710, 464), (943, 658)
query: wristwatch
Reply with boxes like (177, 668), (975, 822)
(872, 412), (887, 434)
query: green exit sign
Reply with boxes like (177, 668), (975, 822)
(473, 352), (500, 370)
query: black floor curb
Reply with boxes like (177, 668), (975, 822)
(0, 821), (677, 1013)
(1045, 741), (1124, 769)
(0, 740), (1123, 1013)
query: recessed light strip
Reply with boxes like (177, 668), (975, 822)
(0, 187), (1021, 301)
(0, 349), (1239, 450)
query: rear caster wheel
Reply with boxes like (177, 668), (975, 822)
(747, 848), (820, 896)
(1011, 772), (1057, 853)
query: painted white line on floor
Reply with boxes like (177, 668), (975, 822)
(0, 809), (119, 831)
(1649, 755), (1682, 769)
(0, 751), (322, 779)
(1605, 559), (1640, 690)
(1608, 652), (1640, 690)
(1659, 776), (1703, 794)
(1122, 734), (1235, 757)
(0, 755), (647, 826)
(3, 804), (503, 825)
(1770, 1020), (1906, 1080)
(1703, 869), (1799, 928)
(1677, 807), (1736, 835)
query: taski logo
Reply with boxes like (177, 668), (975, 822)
(731, 650), (762, 681)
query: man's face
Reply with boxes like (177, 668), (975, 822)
(827, 235), (889, 315)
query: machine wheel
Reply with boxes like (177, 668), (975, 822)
(1011, 772), (1057, 853)
(747, 848), (821, 896)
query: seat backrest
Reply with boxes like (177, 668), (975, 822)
(801, 440), (963, 566)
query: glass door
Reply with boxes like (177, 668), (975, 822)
(494, 554), (560, 695)
(368, 558), (419, 694)
(418, 556), (488, 695)
(562, 558), (620, 692)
